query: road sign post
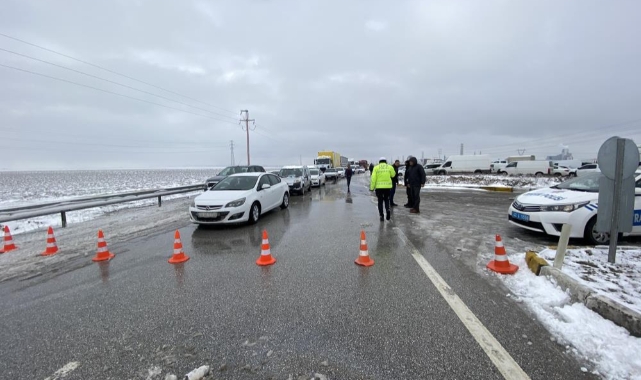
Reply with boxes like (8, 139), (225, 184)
(596, 137), (640, 263)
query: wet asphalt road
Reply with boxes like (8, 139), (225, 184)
(0, 176), (600, 379)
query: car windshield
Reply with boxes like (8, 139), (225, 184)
(310, 169), (319, 175)
(280, 168), (302, 177)
(325, 168), (337, 173)
(552, 173), (601, 192)
(218, 166), (248, 176)
(211, 175), (258, 191)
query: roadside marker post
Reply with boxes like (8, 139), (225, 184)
(553, 224), (572, 269)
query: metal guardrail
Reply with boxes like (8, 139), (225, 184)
(0, 184), (204, 227)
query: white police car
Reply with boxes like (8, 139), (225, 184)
(508, 172), (641, 245)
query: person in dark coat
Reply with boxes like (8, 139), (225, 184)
(403, 159), (412, 208)
(390, 160), (400, 207)
(406, 156), (426, 213)
(369, 162), (374, 173)
(345, 165), (353, 193)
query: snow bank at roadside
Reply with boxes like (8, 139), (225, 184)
(424, 175), (562, 189)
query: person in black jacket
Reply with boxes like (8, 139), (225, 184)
(406, 156), (426, 213)
(403, 159), (412, 208)
(345, 166), (353, 193)
(390, 160), (400, 207)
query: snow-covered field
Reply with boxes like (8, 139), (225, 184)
(538, 247), (641, 315)
(497, 254), (641, 379)
(423, 174), (563, 189)
(0, 169), (226, 234)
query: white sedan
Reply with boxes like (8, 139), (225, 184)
(508, 172), (641, 245)
(310, 168), (326, 187)
(576, 163), (600, 176)
(189, 173), (289, 225)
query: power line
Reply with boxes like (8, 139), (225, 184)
(0, 47), (239, 121)
(0, 32), (237, 115)
(2, 127), (234, 148)
(0, 63), (239, 125)
(0, 136), (229, 150)
(0, 145), (229, 154)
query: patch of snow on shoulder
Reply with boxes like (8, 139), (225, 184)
(499, 255), (641, 379)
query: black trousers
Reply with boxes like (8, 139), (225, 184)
(346, 177), (352, 190)
(406, 185), (413, 206)
(375, 189), (391, 216)
(410, 186), (422, 211)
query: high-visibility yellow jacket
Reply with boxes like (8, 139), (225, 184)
(370, 162), (396, 190)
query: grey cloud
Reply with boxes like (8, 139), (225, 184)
(1, 0), (640, 170)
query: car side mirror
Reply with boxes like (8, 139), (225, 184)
(261, 184), (271, 190)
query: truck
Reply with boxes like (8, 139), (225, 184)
(314, 151), (342, 170)
(506, 155), (535, 163)
(340, 156), (349, 168)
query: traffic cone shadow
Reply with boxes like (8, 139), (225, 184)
(486, 234), (519, 274)
(98, 260), (110, 284)
(173, 262), (186, 288)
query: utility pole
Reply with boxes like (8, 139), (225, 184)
(230, 140), (235, 166)
(240, 110), (255, 165)
(438, 148), (442, 160)
(460, 143), (464, 155)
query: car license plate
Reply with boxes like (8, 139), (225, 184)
(198, 212), (218, 218)
(511, 211), (529, 222)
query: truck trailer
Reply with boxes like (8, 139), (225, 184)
(314, 151), (342, 170)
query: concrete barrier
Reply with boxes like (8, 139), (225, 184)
(540, 266), (641, 337)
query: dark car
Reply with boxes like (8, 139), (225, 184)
(204, 165), (266, 190)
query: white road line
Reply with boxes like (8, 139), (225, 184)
(394, 227), (530, 380)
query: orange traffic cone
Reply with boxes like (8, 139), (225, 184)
(486, 234), (519, 274)
(168, 230), (189, 264)
(41, 226), (59, 256)
(92, 230), (115, 262)
(256, 230), (276, 266)
(1, 225), (17, 253)
(355, 230), (374, 267)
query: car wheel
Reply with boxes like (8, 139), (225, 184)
(554, 173), (562, 177)
(249, 202), (261, 224)
(569, 172), (577, 177)
(535, 172), (544, 178)
(280, 193), (289, 209)
(439, 171), (446, 176)
(474, 170), (482, 174)
(584, 216), (609, 245)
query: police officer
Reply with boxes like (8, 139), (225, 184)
(370, 157), (396, 221)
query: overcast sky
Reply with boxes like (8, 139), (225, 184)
(1, 0), (640, 170)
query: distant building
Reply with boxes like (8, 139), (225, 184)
(546, 146), (573, 161)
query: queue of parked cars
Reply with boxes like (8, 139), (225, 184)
(192, 164), (363, 225)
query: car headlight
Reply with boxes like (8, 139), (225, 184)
(542, 202), (589, 212)
(225, 197), (246, 208)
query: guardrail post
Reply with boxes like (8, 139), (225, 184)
(158, 196), (162, 207)
(61, 211), (67, 228)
